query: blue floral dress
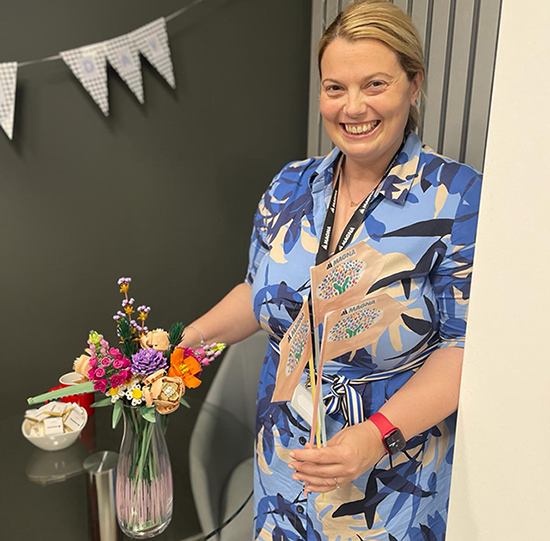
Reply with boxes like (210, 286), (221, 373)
(246, 132), (482, 541)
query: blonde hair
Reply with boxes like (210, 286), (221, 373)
(318, 0), (425, 133)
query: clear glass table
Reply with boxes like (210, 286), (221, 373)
(3, 396), (254, 540)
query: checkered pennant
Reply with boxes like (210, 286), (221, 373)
(0, 62), (18, 140)
(106, 33), (144, 104)
(130, 18), (176, 89)
(61, 43), (109, 116)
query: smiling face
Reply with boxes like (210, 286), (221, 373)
(320, 38), (422, 174)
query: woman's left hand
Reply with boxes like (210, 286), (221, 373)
(288, 420), (386, 494)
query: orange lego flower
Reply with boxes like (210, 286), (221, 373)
(168, 349), (202, 389)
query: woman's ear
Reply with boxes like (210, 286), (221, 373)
(411, 70), (425, 105)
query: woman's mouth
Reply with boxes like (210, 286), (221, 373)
(340, 120), (381, 137)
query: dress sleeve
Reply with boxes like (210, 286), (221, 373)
(430, 172), (483, 349)
(244, 158), (317, 286)
(245, 189), (271, 286)
(244, 162), (292, 286)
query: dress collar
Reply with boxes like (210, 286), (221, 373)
(309, 131), (423, 206)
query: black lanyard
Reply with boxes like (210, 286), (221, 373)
(315, 141), (405, 266)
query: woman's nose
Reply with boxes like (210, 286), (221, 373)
(343, 92), (368, 117)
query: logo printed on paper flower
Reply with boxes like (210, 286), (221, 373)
(286, 319), (310, 376)
(317, 259), (365, 300)
(327, 308), (382, 341)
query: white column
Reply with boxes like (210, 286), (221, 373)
(446, 1), (550, 539)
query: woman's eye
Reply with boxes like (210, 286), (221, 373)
(325, 85), (342, 93)
(369, 81), (385, 88)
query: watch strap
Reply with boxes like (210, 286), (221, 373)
(368, 412), (397, 440)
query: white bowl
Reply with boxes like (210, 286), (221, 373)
(22, 402), (88, 452)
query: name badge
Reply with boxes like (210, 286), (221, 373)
(290, 383), (314, 428)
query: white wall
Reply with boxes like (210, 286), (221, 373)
(446, 1), (550, 539)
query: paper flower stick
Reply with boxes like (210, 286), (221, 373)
(27, 381), (95, 405)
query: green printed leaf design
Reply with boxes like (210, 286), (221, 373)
(328, 308), (383, 342)
(286, 320), (310, 376)
(318, 260), (364, 300)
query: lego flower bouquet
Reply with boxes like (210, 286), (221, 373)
(28, 277), (225, 538)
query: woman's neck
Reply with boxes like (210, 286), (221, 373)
(342, 136), (403, 192)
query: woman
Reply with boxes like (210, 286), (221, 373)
(182, 2), (482, 539)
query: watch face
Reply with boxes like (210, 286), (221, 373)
(385, 429), (406, 455)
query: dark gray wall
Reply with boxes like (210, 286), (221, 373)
(0, 0), (311, 535)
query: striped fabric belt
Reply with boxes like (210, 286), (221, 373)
(268, 338), (281, 354)
(321, 356), (426, 426)
(268, 337), (427, 427)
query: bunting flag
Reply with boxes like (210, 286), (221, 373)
(310, 242), (385, 327)
(0, 62), (18, 139)
(272, 296), (313, 402)
(61, 43), (109, 116)
(130, 18), (176, 89)
(105, 33), (144, 104)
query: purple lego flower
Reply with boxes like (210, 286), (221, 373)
(131, 349), (168, 377)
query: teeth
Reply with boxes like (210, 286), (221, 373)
(344, 121), (379, 135)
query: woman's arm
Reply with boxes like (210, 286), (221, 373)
(179, 282), (261, 347)
(379, 346), (463, 439)
(289, 346), (463, 493)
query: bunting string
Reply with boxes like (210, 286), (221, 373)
(0, 0), (208, 140)
(17, 0), (206, 68)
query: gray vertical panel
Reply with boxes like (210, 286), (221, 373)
(326, 0), (340, 23)
(465, 0), (502, 170)
(423, 0), (435, 73)
(308, 0), (324, 157)
(394, 0), (408, 12)
(459, 0), (481, 164)
(411, 0), (430, 138)
(342, 0), (354, 8)
(319, 0), (341, 155)
(437, 0), (456, 153)
(441, 0), (476, 161)
(422, 0), (450, 151)
(411, 0), (429, 45)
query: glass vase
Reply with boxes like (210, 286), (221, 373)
(116, 406), (173, 538)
